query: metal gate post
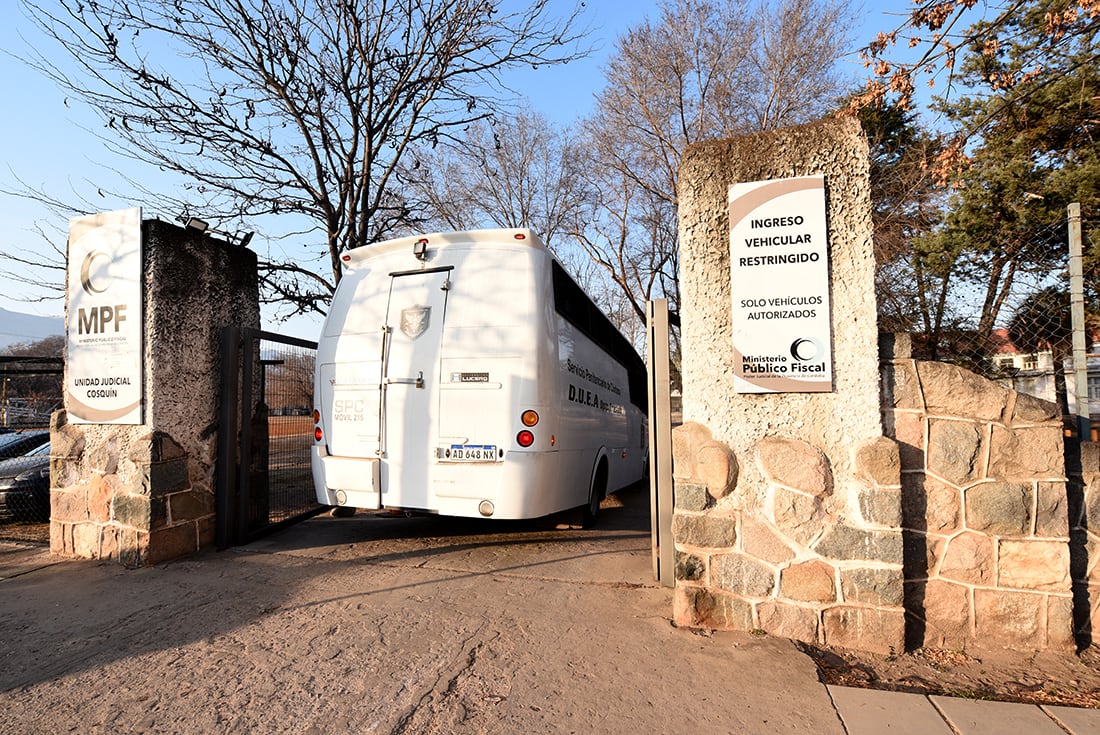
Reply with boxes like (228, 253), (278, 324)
(237, 328), (258, 544)
(647, 299), (675, 587)
(215, 326), (242, 548)
(1069, 203), (1089, 440)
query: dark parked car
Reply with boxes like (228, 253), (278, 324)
(0, 430), (49, 460)
(0, 442), (51, 522)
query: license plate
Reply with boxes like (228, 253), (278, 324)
(441, 445), (499, 462)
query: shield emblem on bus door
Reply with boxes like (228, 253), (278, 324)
(400, 305), (431, 339)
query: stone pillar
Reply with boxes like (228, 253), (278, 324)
(51, 219), (259, 566)
(673, 117), (905, 654)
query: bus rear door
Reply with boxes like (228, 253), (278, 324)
(380, 266), (452, 509)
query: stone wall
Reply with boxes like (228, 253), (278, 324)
(1072, 442), (1100, 644)
(51, 219), (259, 566)
(882, 337), (1074, 651)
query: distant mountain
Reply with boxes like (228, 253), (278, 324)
(0, 307), (65, 350)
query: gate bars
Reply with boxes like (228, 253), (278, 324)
(216, 327), (323, 547)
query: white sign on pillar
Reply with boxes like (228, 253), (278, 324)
(65, 207), (144, 424)
(728, 175), (833, 393)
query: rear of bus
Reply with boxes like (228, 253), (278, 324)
(311, 229), (565, 519)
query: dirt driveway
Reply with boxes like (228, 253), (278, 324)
(0, 484), (843, 734)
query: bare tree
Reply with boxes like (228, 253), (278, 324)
(743, 0), (857, 131)
(570, 156), (679, 340)
(405, 109), (660, 348)
(575, 0), (856, 329)
(402, 0), (856, 384)
(14, 0), (588, 314)
(404, 109), (589, 252)
(0, 221), (68, 304)
(402, 108), (647, 344)
(264, 349), (315, 411)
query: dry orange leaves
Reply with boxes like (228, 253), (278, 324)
(847, 0), (1100, 186)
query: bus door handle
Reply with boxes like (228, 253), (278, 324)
(386, 371), (424, 389)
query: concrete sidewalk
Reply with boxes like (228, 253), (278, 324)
(828, 684), (1100, 734)
(1, 490), (1098, 733)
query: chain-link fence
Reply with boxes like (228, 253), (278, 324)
(0, 432), (51, 524)
(880, 207), (1097, 406)
(0, 356), (61, 543)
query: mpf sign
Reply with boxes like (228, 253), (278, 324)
(729, 176), (833, 393)
(65, 207), (144, 424)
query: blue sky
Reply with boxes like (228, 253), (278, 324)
(0, 0), (903, 339)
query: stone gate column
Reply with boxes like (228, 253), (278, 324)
(673, 117), (905, 654)
(51, 215), (259, 566)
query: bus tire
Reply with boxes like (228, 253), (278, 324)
(330, 505), (356, 518)
(582, 459), (607, 528)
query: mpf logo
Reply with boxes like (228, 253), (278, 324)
(790, 337), (821, 362)
(789, 337), (826, 373)
(77, 250), (127, 334)
(80, 250), (110, 295)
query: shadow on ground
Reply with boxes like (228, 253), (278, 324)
(0, 482), (655, 694)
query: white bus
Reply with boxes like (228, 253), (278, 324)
(311, 228), (648, 525)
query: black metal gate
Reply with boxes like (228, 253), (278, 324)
(216, 328), (323, 547)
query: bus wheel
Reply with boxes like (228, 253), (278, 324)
(582, 460), (607, 529)
(330, 505), (356, 518)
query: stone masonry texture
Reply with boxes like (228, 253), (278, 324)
(881, 342), (1074, 653)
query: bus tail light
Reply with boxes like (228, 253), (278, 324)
(517, 430), (534, 448)
(521, 410), (539, 427)
(313, 408), (323, 442)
